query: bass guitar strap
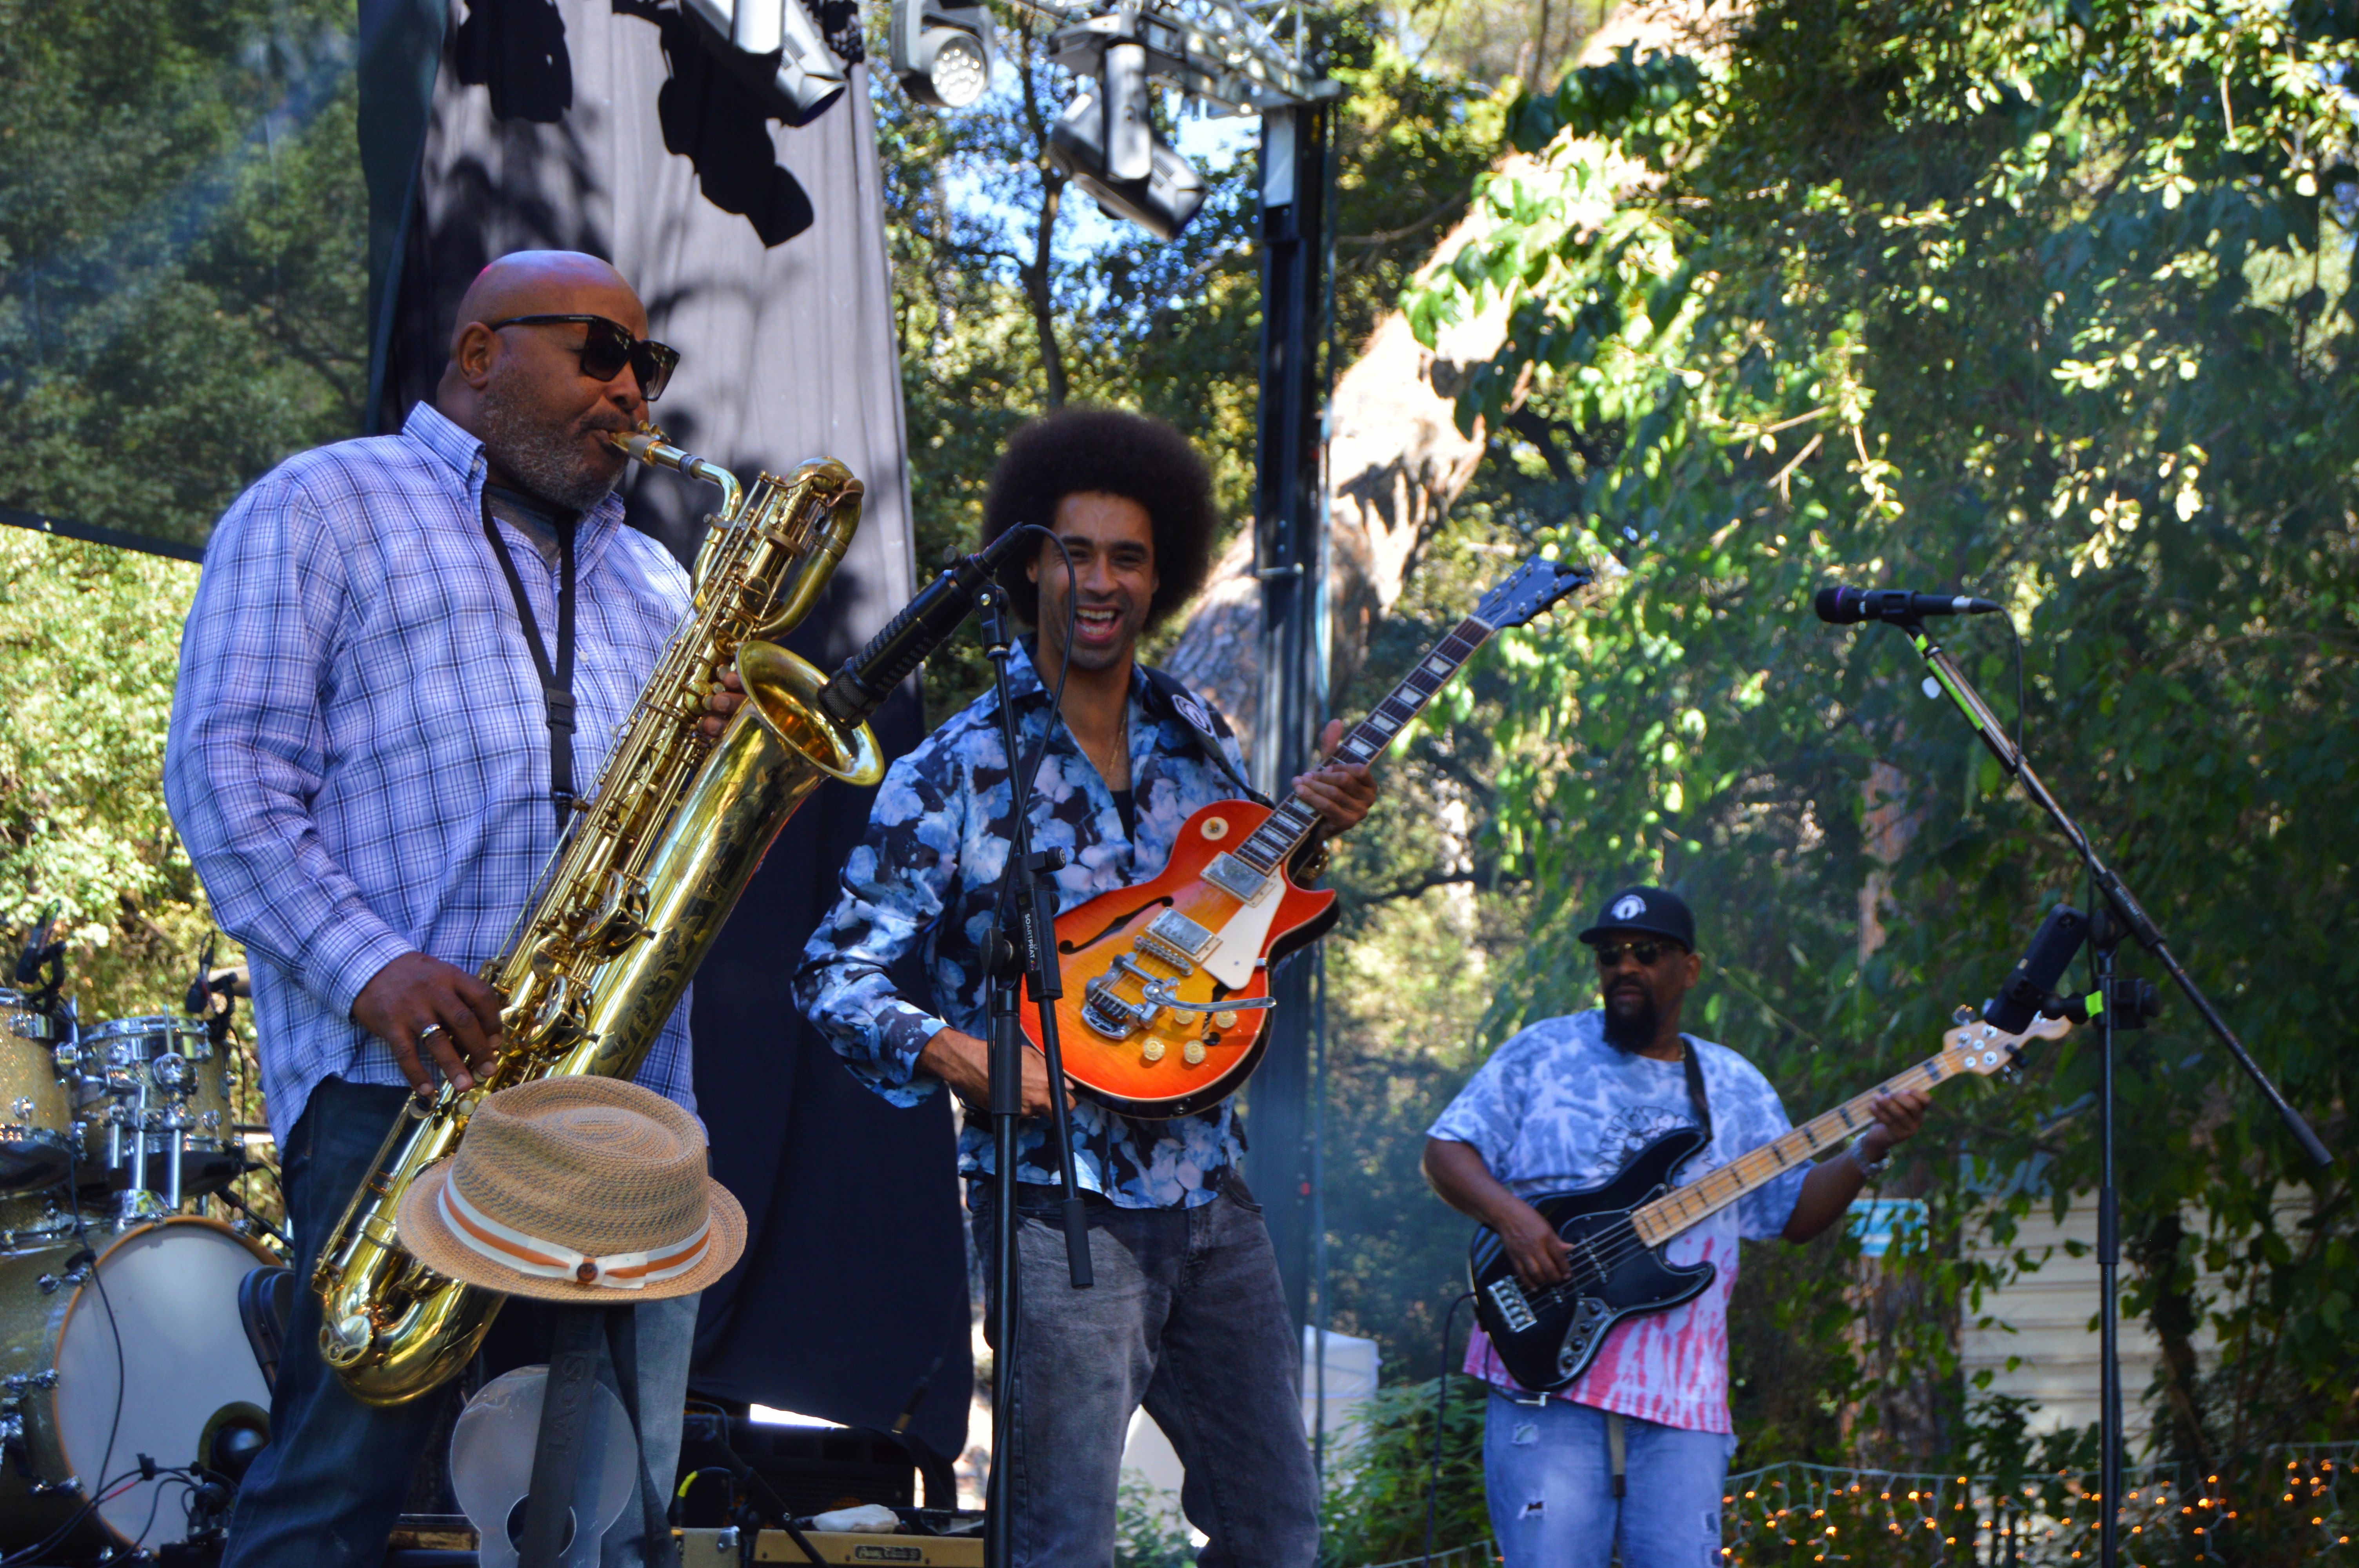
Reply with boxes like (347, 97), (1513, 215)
(1680, 1037), (1713, 1150)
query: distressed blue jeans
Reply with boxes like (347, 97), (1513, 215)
(1482, 1390), (1734, 1568)
(970, 1180), (1320, 1568)
(222, 1077), (697, 1568)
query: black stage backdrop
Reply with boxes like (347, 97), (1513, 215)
(358, 0), (972, 1462)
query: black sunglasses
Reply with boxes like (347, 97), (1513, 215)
(485, 314), (680, 401)
(1592, 939), (1676, 968)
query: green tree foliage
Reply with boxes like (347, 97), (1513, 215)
(1316, 1374), (1489, 1566)
(0, 0), (368, 552)
(877, 2), (1496, 715)
(1403, 0), (2357, 1478)
(0, 534), (210, 1017)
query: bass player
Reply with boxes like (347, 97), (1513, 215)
(166, 252), (735, 1568)
(796, 407), (1376, 1568)
(1421, 885), (1929, 1568)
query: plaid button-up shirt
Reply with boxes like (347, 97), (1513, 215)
(165, 403), (696, 1143)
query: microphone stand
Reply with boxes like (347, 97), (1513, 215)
(1893, 616), (2332, 1568)
(976, 586), (1094, 1568)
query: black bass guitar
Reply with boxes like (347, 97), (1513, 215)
(1466, 1012), (2067, 1392)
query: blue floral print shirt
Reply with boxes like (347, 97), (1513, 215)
(796, 640), (1261, 1209)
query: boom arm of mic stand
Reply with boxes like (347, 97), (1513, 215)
(1901, 621), (2332, 1169)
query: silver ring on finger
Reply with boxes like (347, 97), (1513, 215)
(417, 1022), (448, 1046)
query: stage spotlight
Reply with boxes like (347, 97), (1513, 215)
(893, 0), (997, 110)
(683, 0), (849, 126)
(1047, 87), (1207, 241)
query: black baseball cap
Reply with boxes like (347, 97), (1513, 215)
(1576, 886), (1696, 951)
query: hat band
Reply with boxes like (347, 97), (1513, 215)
(437, 1177), (709, 1290)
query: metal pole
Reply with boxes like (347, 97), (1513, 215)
(1244, 98), (1332, 1331)
(2096, 930), (2122, 1568)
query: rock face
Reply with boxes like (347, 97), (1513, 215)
(1165, 0), (1705, 750)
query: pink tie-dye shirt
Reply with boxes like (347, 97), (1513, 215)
(1427, 1011), (1805, 1434)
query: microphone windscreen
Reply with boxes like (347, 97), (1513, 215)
(1813, 586), (1861, 624)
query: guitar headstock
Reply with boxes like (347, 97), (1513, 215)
(1474, 557), (1596, 630)
(1939, 1011), (2071, 1078)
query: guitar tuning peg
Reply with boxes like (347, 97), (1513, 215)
(1951, 1004), (1978, 1026)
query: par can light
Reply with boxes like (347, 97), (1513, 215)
(894, 0), (998, 110)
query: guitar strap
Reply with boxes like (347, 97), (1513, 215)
(1680, 1038), (1713, 1149)
(1138, 666), (1271, 806)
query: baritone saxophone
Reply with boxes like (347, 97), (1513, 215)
(311, 429), (885, 1406)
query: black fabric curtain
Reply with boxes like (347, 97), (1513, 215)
(358, 0), (970, 1464)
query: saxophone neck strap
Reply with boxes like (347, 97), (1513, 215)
(481, 492), (579, 827)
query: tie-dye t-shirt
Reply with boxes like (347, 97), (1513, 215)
(1427, 1009), (1806, 1434)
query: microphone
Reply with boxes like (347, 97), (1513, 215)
(816, 528), (1033, 727)
(1815, 585), (2003, 625)
(1983, 904), (2090, 1036)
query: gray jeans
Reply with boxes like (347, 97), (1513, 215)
(971, 1180), (1320, 1568)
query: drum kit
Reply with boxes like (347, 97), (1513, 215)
(0, 973), (282, 1564)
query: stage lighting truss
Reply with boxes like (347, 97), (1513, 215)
(1018, 0), (1331, 115)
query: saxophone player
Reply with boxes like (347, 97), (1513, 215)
(165, 251), (734, 1568)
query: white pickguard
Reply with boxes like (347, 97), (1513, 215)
(1199, 876), (1281, 989)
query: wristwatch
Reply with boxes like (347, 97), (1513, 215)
(1847, 1136), (1890, 1181)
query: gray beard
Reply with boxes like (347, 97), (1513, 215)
(476, 369), (621, 514)
(1601, 993), (1660, 1054)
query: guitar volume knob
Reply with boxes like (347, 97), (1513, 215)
(1182, 1041), (1206, 1066)
(1141, 1040), (1167, 1064)
(1212, 1010), (1238, 1030)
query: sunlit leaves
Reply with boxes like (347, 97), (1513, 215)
(1391, 0), (2359, 1464)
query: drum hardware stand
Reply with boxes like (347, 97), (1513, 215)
(12, 906), (68, 1024)
(975, 584), (1094, 1568)
(1890, 613), (2333, 1568)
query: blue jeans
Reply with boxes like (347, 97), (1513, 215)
(970, 1181), (1319, 1568)
(1482, 1391), (1733, 1568)
(223, 1078), (698, 1568)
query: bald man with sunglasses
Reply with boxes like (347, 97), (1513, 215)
(1421, 886), (1928, 1568)
(167, 251), (735, 1568)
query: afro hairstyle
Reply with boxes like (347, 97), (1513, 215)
(979, 407), (1221, 630)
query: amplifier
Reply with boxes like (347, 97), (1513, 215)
(678, 1413), (916, 1517)
(676, 1528), (981, 1566)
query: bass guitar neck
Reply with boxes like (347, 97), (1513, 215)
(1466, 1010), (2068, 1392)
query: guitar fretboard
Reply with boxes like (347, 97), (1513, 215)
(1228, 613), (1496, 877)
(1628, 1049), (1965, 1246)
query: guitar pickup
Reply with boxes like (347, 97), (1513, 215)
(1487, 1276), (1538, 1334)
(1139, 909), (1213, 969)
(1201, 853), (1269, 904)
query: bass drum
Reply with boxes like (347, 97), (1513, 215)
(0, 1217), (276, 1557)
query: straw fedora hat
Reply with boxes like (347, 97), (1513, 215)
(398, 1076), (744, 1302)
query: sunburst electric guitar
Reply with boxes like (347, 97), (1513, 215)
(1024, 555), (1594, 1118)
(1467, 1011), (2071, 1392)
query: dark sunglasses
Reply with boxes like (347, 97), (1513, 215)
(1592, 939), (1676, 968)
(485, 314), (680, 401)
